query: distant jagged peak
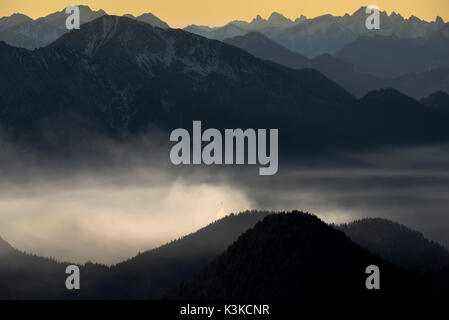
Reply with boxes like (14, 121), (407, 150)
(390, 11), (404, 18)
(435, 16), (445, 24)
(246, 12), (295, 28)
(408, 14), (423, 22)
(421, 91), (449, 112)
(268, 11), (292, 23)
(351, 6), (368, 16)
(252, 14), (264, 22)
(0, 12), (33, 24)
(37, 4), (106, 21)
(48, 15), (155, 57)
(73, 4), (107, 15)
(237, 30), (270, 40)
(136, 12), (169, 29)
(295, 14), (307, 22)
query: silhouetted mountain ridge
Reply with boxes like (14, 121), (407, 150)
(1, 16), (449, 153)
(0, 5), (169, 49)
(1, 210), (449, 299)
(0, 236), (14, 255)
(85, 210), (273, 299)
(186, 8), (449, 58)
(165, 211), (424, 300)
(338, 218), (449, 272)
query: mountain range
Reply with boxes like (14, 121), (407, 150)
(224, 31), (449, 98)
(1, 210), (449, 299)
(2, 6), (448, 83)
(0, 5), (169, 50)
(166, 212), (425, 300)
(335, 34), (449, 78)
(186, 7), (448, 58)
(421, 91), (449, 113)
(1, 7), (448, 302)
(1, 15), (449, 154)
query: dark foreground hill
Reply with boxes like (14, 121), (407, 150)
(421, 91), (449, 114)
(166, 211), (425, 300)
(1, 211), (448, 299)
(0, 236), (107, 299)
(338, 218), (449, 272)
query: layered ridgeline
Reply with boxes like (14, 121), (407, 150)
(185, 8), (448, 58)
(0, 211), (271, 299)
(1, 211), (449, 299)
(421, 91), (449, 114)
(335, 34), (449, 78)
(1, 15), (449, 153)
(0, 5), (169, 50)
(338, 218), (449, 272)
(85, 211), (273, 299)
(0, 235), (107, 299)
(224, 32), (449, 99)
(165, 212), (424, 300)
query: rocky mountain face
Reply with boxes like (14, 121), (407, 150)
(335, 34), (449, 78)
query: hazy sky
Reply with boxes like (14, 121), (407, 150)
(1, 0), (448, 28)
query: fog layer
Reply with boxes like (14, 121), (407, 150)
(0, 133), (448, 264)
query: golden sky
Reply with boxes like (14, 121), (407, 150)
(1, 0), (448, 28)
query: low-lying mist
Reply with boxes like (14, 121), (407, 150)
(0, 130), (449, 264)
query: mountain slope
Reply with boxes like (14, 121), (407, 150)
(187, 8), (448, 58)
(338, 218), (449, 272)
(0, 5), (106, 49)
(0, 210), (270, 299)
(335, 35), (449, 78)
(0, 236), (108, 299)
(354, 89), (448, 143)
(1, 15), (449, 152)
(0, 15), (364, 149)
(275, 14), (357, 57)
(85, 210), (272, 299)
(421, 91), (449, 113)
(135, 13), (169, 29)
(224, 32), (381, 97)
(224, 32), (449, 98)
(224, 31), (310, 68)
(166, 211), (424, 300)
